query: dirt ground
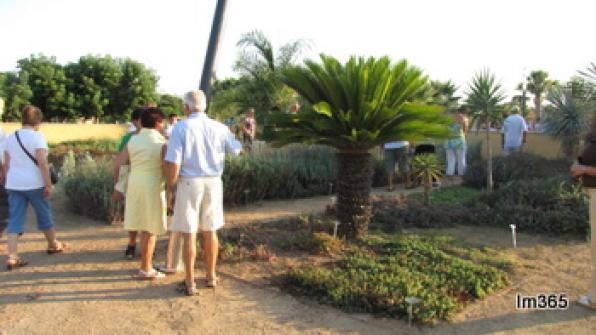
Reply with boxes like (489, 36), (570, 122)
(1, 186), (596, 335)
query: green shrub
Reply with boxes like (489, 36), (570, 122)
(280, 234), (510, 324)
(463, 147), (571, 189)
(408, 186), (481, 205)
(372, 197), (469, 231)
(62, 159), (113, 221)
(466, 176), (588, 234)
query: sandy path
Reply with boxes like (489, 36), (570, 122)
(1, 187), (596, 334)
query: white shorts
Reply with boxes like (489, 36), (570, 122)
(169, 176), (224, 233)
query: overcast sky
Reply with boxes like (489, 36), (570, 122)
(0, 0), (594, 98)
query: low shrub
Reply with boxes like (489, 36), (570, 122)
(466, 176), (588, 234)
(279, 234), (510, 324)
(463, 147), (571, 189)
(408, 186), (481, 205)
(372, 197), (469, 231)
(62, 158), (113, 221)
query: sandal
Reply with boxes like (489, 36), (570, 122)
(6, 258), (28, 271)
(176, 281), (199, 296)
(135, 269), (165, 280)
(154, 264), (178, 275)
(47, 242), (68, 254)
(205, 277), (219, 288)
(578, 295), (596, 311)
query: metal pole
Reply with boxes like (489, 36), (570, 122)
(200, 0), (229, 104)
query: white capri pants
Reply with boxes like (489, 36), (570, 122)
(446, 147), (467, 176)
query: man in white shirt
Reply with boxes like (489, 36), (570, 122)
(164, 113), (179, 139)
(501, 107), (528, 155)
(165, 90), (242, 295)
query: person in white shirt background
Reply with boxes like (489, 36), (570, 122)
(501, 107), (528, 155)
(165, 90), (242, 296)
(164, 113), (179, 139)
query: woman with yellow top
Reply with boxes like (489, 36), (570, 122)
(114, 107), (168, 279)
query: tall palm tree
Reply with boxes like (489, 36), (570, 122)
(544, 85), (592, 157)
(270, 55), (451, 238)
(466, 69), (506, 192)
(526, 70), (552, 122)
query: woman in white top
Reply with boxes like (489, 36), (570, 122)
(3, 105), (67, 270)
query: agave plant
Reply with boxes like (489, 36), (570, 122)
(465, 69), (506, 192)
(411, 154), (444, 205)
(544, 85), (592, 157)
(270, 55), (451, 238)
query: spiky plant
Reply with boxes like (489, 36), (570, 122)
(270, 55), (451, 238)
(544, 85), (592, 157)
(411, 154), (444, 205)
(466, 69), (506, 192)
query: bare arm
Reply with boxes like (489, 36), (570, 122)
(35, 148), (53, 198)
(571, 164), (596, 178)
(164, 161), (181, 188)
(113, 149), (130, 182)
(2, 152), (9, 186)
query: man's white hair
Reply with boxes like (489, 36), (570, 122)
(184, 90), (207, 113)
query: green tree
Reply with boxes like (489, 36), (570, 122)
(411, 154), (443, 205)
(544, 83), (592, 157)
(227, 30), (306, 123)
(271, 55), (451, 238)
(158, 94), (184, 116)
(466, 69), (506, 192)
(526, 70), (553, 122)
(17, 55), (77, 120)
(2, 72), (33, 121)
(111, 58), (158, 120)
(65, 55), (122, 120)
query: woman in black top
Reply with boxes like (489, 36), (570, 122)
(571, 125), (596, 310)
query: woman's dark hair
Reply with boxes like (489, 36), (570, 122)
(131, 107), (144, 121)
(22, 105), (43, 126)
(141, 107), (165, 128)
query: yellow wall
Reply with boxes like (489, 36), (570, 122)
(1, 123), (128, 143)
(466, 132), (563, 159)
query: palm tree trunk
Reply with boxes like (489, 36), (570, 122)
(423, 178), (431, 205)
(336, 152), (373, 239)
(486, 122), (493, 192)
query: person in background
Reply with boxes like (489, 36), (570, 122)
(114, 107), (168, 279)
(113, 107), (143, 259)
(288, 102), (301, 114)
(444, 106), (469, 178)
(0, 123), (8, 248)
(164, 113), (179, 139)
(165, 90), (242, 295)
(242, 108), (256, 153)
(571, 119), (596, 310)
(384, 140), (412, 191)
(4, 105), (67, 270)
(501, 106), (528, 155)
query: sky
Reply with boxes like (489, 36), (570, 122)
(0, 0), (595, 99)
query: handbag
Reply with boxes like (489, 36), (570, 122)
(15, 131), (59, 185)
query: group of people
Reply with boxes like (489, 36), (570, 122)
(0, 90), (243, 296)
(383, 106), (530, 190)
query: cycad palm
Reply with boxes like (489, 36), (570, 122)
(411, 154), (443, 205)
(271, 55), (451, 238)
(466, 69), (506, 192)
